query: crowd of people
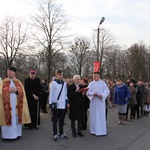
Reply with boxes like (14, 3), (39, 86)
(0, 67), (150, 142)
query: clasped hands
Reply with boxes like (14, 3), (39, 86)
(9, 87), (17, 93)
(93, 92), (103, 98)
(76, 86), (80, 92)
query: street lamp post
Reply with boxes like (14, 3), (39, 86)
(97, 17), (105, 73)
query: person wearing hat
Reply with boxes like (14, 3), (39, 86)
(24, 69), (41, 129)
(0, 67), (31, 141)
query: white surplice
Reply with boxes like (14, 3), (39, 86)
(1, 79), (22, 139)
(86, 79), (110, 136)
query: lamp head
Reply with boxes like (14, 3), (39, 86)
(100, 17), (105, 25)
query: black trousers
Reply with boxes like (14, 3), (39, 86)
(25, 102), (40, 128)
(52, 109), (65, 135)
(71, 116), (82, 134)
(133, 104), (139, 119)
(126, 104), (135, 120)
(82, 108), (88, 129)
(40, 95), (48, 112)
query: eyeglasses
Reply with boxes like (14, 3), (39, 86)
(31, 72), (35, 75)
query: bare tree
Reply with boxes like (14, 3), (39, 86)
(31, 0), (68, 82)
(69, 37), (90, 76)
(128, 43), (148, 81)
(103, 44), (121, 79)
(0, 16), (29, 71)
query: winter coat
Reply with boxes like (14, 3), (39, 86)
(128, 86), (137, 105)
(114, 84), (130, 105)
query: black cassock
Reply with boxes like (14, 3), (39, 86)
(24, 77), (41, 128)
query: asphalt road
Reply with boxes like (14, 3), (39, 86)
(1, 107), (150, 150)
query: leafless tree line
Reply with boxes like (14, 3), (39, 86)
(0, 0), (150, 82)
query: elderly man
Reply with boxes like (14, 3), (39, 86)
(86, 72), (110, 136)
(24, 69), (41, 129)
(0, 67), (31, 141)
(68, 75), (84, 137)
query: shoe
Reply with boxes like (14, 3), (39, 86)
(53, 135), (58, 141)
(77, 131), (84, 137)
(72, 132), (77, 137)
(33, 126), (38, 130)
(59, 133), (68, 139)
(118, 121), (122, 125)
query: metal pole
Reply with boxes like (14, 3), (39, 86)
(97, 28), (100, 62)
(100, 43), (103, 77)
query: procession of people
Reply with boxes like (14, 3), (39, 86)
(0, 67), (150, 143)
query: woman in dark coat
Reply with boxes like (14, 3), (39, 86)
(67, 75), (84, 137)
(80, 78), (90, 130)
(40, 79), (49, 113)
(127, 81), (137, 120)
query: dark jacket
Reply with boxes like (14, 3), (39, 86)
(67, 83), (84, 120)
(128, 86), (137, 105)
(136, 84), (145, 107)
(40, 83), (49, 96)
(24, 77), (41, 106)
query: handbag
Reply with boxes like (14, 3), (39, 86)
(52, 82), (64, 111)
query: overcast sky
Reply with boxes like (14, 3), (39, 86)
(0, 0), (150, 46)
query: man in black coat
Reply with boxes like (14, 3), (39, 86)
(67, 75), (84, 137)
(24, 69), (41, 129)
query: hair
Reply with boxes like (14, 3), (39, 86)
(117, 78), (122, 81)
(41, 78), (47, 83)
(138, 79), (143, 82)
(81, 78), (88, 84)
(55, 69), (63, 75)
(73, 75), (80, 80)
(93, 72), (100, 75)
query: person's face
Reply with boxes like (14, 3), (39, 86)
(93, 74), (100, 81)
(56, 73), (63, 80)
(65, 79), (70, 84)
(117, 80), (123, 85)
(29, 72), (36, 79)
(7, 70), (15, 79)
(129, 82), (134, 87)
(41, 79), (45, 83)
(80, 80), (86, 85)
(74, 78), (80, 84)
(127, 79), (130, 83)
